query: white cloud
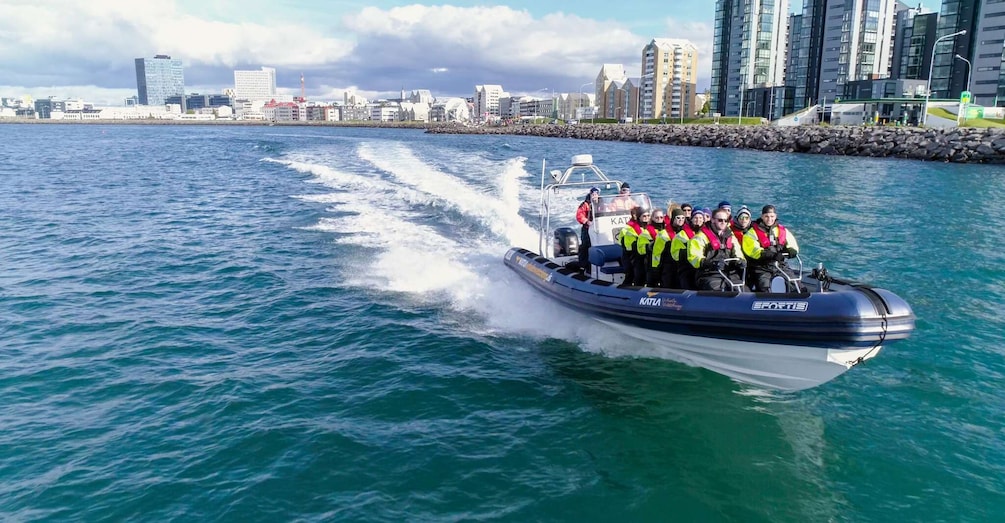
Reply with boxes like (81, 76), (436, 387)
(663, 17), (714, 89)
(344, 5), (645, 90)
(1, 2), (712, 101)
(0, 0), (353, 81)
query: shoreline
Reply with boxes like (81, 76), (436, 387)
(0, 118), (439, 129)
(6, 118), (1005, 163)
(426, 122), (1005, 164)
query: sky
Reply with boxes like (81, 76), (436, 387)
(0, 0), (942, 105)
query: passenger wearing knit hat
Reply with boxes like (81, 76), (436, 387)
(700, 207), (712, 217)
(731, 205), (753, 244)
(668, 207), (688, 235)
(718, 200), (731, 210)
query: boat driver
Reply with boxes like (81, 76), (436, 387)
(741, 205), (802, 292)
(609, 183), (635, 211)
(575, 186), (600, 269)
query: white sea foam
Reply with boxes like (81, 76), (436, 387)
(276, 140), (639, 356)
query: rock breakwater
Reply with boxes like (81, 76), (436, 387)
(427, 123), (1005, 163)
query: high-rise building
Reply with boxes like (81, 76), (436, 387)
(816, 0), (897, 104)
(788, 0), (897, 108)
(930, 0), (979, 102)
(972, 0), (1005, 106)
(785, 13), (805, 88)
(711, 0), (789, 117)
(135, 55), (184, 106)
(234, 67), (277, 101)
(790, 0), (827, 108)
(956, 0), (1005, 106)
(890, 7), (938, 80)
(639, 38), (699, 120)
(595, 64), (628, 119)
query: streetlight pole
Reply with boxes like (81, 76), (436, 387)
(954, 54), (972, 125)
(737, 72), (745, 125)
(923, 29), (966, 127)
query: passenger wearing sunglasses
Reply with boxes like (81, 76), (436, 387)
(687, 208), (746, 291)
(742, 205), (801, 292)
(651, 208), (687, 288)
(634, 209), (659, 286)
(731, 205), (753, 243)
(670, 208), (706, 289)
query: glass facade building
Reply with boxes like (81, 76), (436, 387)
(135, 55), (185, 106)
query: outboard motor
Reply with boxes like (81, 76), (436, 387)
(553, 227), (579, 256)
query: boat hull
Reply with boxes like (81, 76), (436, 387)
(505, 247), (915, 390)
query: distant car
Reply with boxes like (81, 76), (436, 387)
(568, 119), (578, 125)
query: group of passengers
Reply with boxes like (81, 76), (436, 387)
(578, 183), (801, 292)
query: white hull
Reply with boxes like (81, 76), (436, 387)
(595, 319), (882, 391)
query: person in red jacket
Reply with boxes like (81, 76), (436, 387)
(575, 187), (600, 268)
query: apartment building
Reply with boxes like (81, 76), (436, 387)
(639, 38), (699, 120)
(595, 64), (628, 119)
(711, 0), (789, 116)
(474, 85), (506, 121)
(234, 67), (277, 101)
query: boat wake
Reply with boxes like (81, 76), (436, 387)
(270, 140), (634, 357)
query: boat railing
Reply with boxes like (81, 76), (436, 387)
(769, 254), (804, 293)
(717, 257), (747, 293)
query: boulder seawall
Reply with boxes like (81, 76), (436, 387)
(426, 123), (1005, 164)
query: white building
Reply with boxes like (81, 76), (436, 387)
(556, 92), (594, 121)
(474, 84), (506, 122)
(370, 104), (399, 121)
(398, 102), (430, 122)
(234, 67), (277, 101)
(409, 90), (434, 104)
(430, 98), (471, 122)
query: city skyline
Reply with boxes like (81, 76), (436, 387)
(0, 0), (940, 105)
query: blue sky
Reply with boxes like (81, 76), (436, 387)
(0, 0), (942, 105)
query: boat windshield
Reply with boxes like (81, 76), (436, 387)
(594, 193), (653, 217)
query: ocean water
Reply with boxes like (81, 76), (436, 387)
(1, 123), (1003, 522)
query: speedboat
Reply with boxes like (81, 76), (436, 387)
(504, 154), (915, 391)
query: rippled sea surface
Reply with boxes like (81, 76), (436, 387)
(1, 123), (1004, 521)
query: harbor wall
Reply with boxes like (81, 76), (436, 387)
(426, 123), (1005, 164)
